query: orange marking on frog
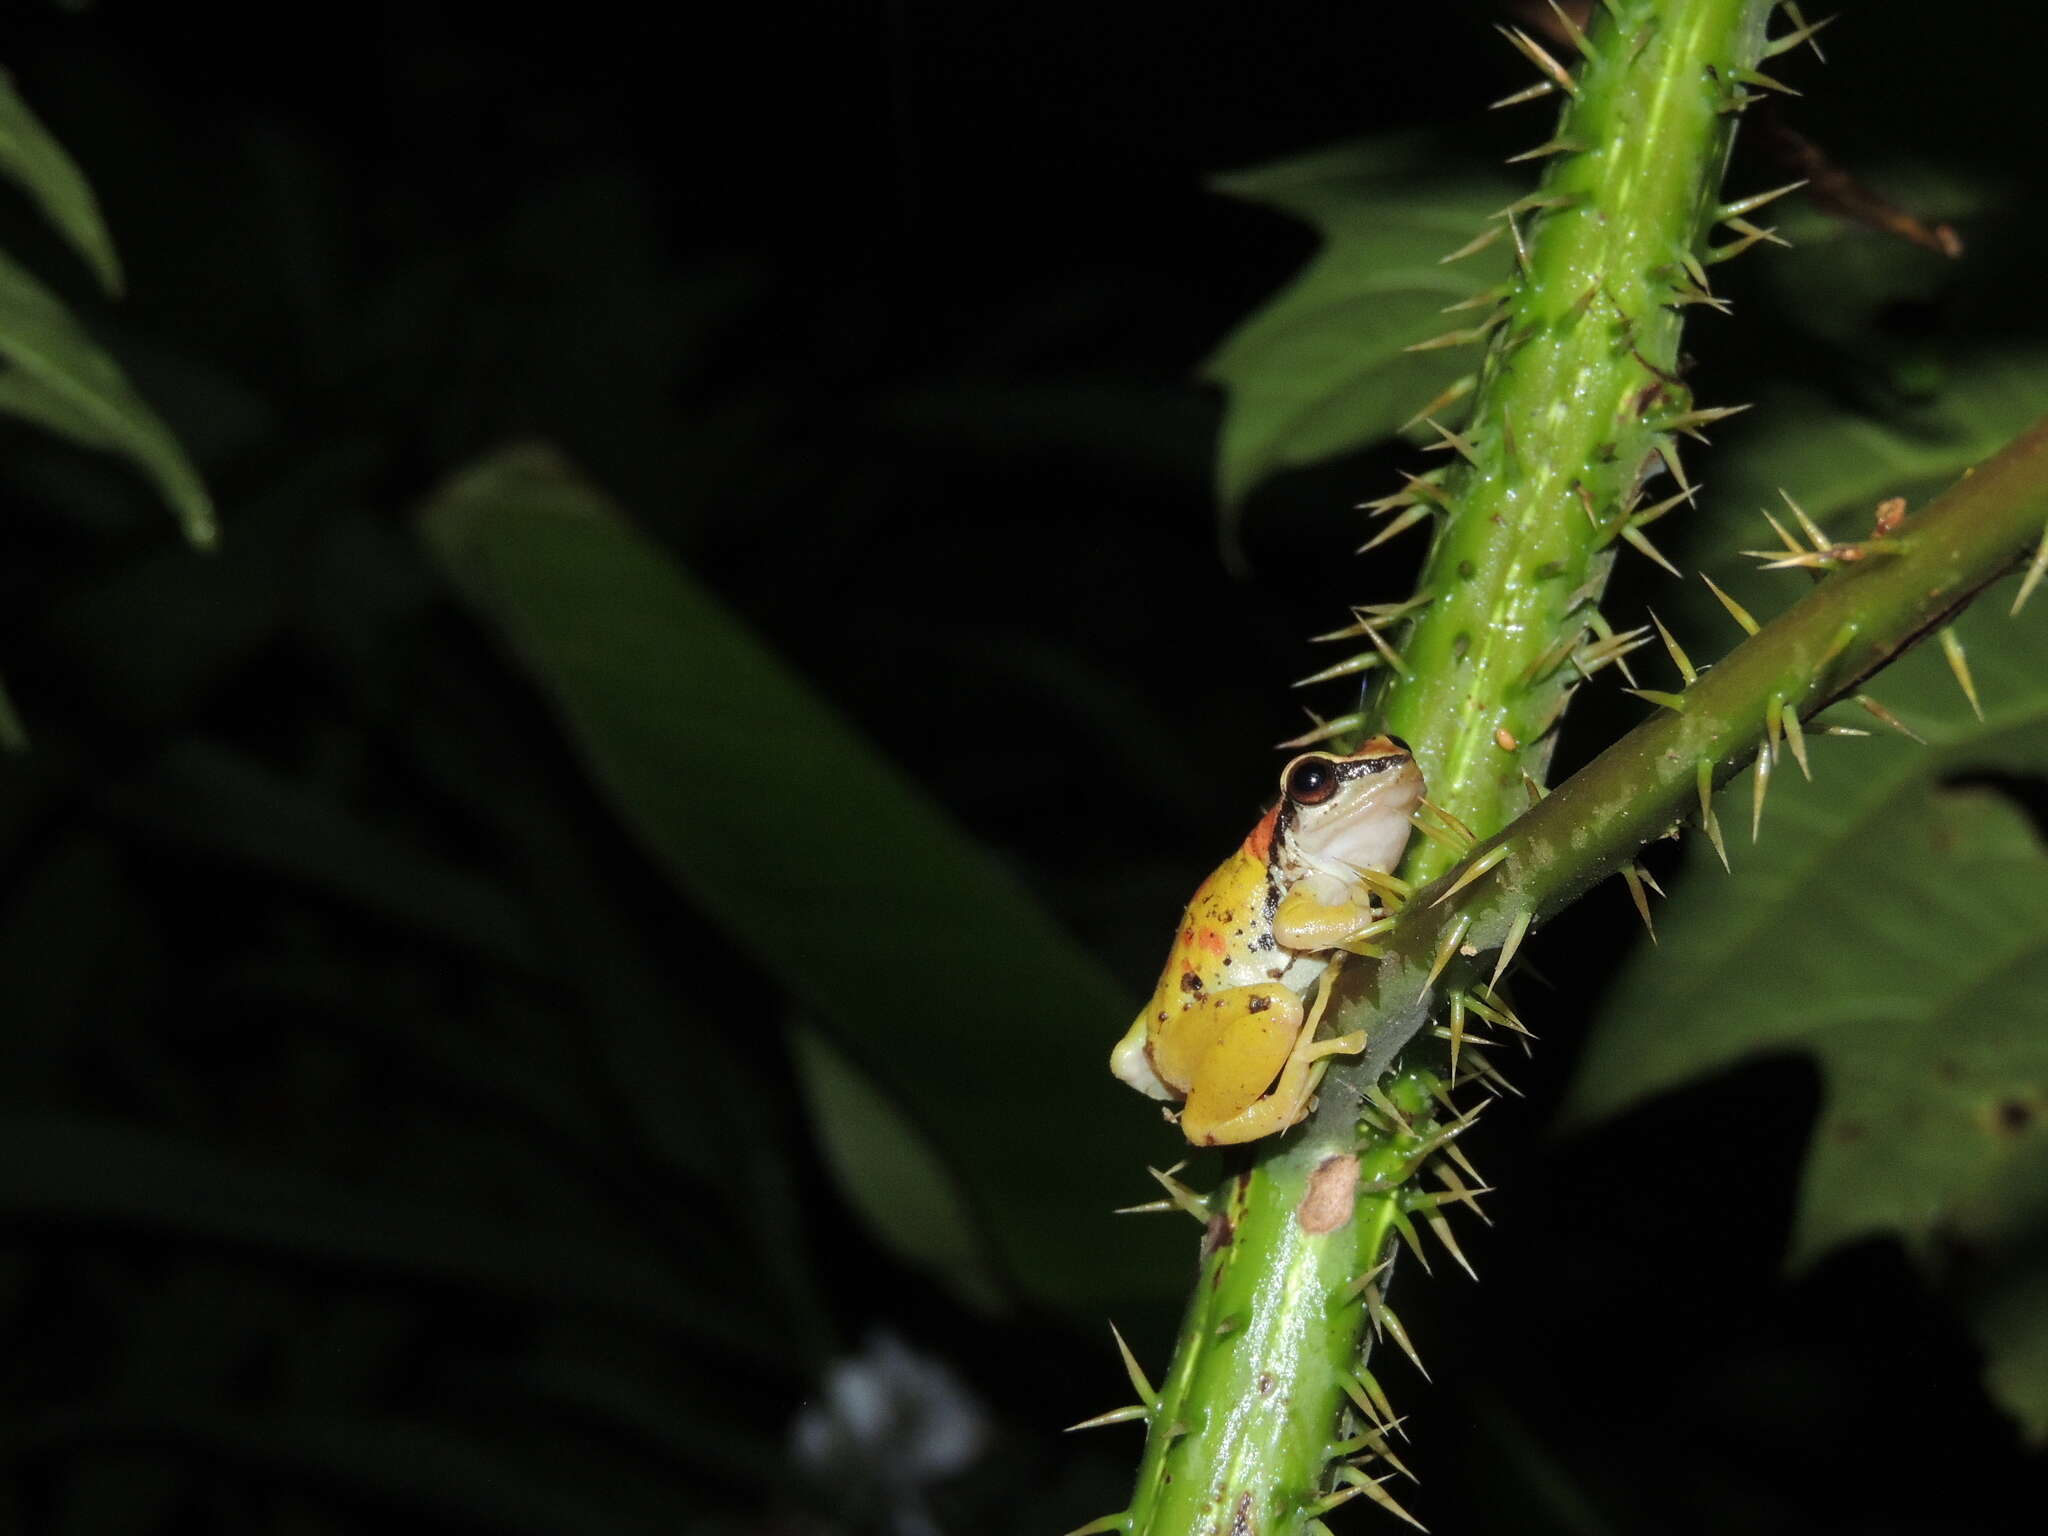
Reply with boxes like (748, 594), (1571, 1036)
(1197, 928), (1227, 957)
(1243, 806), (1279, 861)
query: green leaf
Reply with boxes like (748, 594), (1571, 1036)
(0, 1115), (780, 1357)
(1565, 592), (2048, 1436)
(30, 1413), (703, 1536)
(1693, 349), (2048, 563)
(419, 444), (1187, 1310)
(792, 1026), (1004, 1311)
(0, 66), (122, 294)
(106, 738), (540, 972)
(1204, 134), (1515, 515)
(421, 446), (1183, 1311)
(1972, 1256), (2048, 1445)
(0, 249), (215, 546)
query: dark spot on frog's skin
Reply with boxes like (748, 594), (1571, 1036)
(1457, 559), (1475, 579)
(1232, 1491), (1255, 1536)
(1180, 971), (1204, 994)
(1157, 1011), (1169, 1024)
(1835, 1120), (1866, 1143)
(1996, 1100), (2033, 1134)
(1256, 932), (1275, 951)
(1257, 1373), (1274, 1395)
(1247, 994), (1271, 1013)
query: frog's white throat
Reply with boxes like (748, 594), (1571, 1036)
(1283, 775), (1423, 887)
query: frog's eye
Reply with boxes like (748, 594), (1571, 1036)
(1285, 757), (1338, 805)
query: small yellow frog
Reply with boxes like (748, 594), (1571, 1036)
(1111, 736), (1424, 1145)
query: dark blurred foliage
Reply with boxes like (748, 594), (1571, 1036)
(0, 2), (2042, 1534)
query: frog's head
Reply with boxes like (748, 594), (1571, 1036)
(1273, 735), (1425, 879)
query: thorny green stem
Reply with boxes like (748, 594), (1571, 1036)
(1116, 4), (1786, 1534)
(1122, 400), (2048, 1536)
(1372, 3), (1777, 880)
(1364, 409), (2048, 1030)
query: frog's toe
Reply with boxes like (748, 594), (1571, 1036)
(1305, 1028), (1368, 1061)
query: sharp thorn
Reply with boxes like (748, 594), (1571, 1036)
(1066, 1406), (1151, 1432)
(1655, 436), (1694, 494)
(1429, 842), (1512, 908)
(1696, 760), (1729, 871)
(1438, 224), (1507, 264)
(1648, 609), (1697, 685)
(1718, 180), (1808, 221)
(1418, 915), (1473, 1002)
(1620, 521), (1682, 576)
(1147, 1163), (1213, 1222)
(1495, 24), (1580, 95)
(1699, 570), (1760, 634)
(1621, 864), (1657, 942)
(1854, 693), (1925, 744)
(1401, 374), (1478, 430)
(1489, 78), (1557, 110)
(1414, 795), (1480, 845)
(1277, 711), (1368, 750)
(1707, 222), (1779, 264)
(1623, 688), (1689, 712)
(1751, 735), (1774, 842)
(2014, 516), (2048, 616)
(1781, 489), (1830, 550)
(1758, 505), (1804, 556)
(1781, 703), (1811, 780)
(1733, 64), (1803, 96)
(1403, 313), (1506, 352)
(1506, 136), (1587, 164)
(1424, 1209), (1479, 1282)
(1337, 1467), (1430, 1533)
(1363, 1287), (1431, 1381)
(1631, 485), (1699, 529)
(1719, 215), (1792, 249)
(1390, 1209), (1433, 1275)
(1420, 417), (1481, 466)
(1294, 651), (1385, 689)
(1109, 1322), (1158, 1410)
(1768, 6), (1835, 61)
(1939, 627), (1984, 720)
(1489, 908), (1533, 992)
(1544, 0), (1596, 56)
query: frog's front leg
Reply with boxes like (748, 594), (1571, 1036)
(1274, 879), (1383, 952)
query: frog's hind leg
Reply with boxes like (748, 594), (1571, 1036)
(1170, 984), (1302, 1146)
(1294, 953), (1368, 1065)
(1186, 960), (1366, 1146)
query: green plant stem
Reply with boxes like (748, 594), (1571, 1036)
(1376, 0), (1776, 887)
(1115, 5), (1797, 1533)
(1114, 406), (2048, 1534)
(1356, 408), (2048, 1030)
